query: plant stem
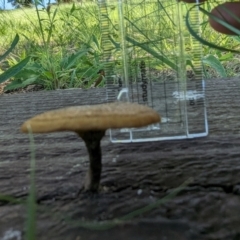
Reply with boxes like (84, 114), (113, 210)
(33, 0), (47, 48)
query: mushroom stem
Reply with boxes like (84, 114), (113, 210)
(77, 130), (106, 192)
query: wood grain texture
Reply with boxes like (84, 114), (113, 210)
(0, 78), (240, 240)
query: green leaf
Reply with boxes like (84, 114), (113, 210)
(22, 76), (40, 86)
(42, 71), (53, 79)
(4, 76), (39, 91)
(34, 0), (43, 6)
(76, 67), (100, 76)
(126, 36), (178, 71)
(69, 69), (76, 88)
(25, 129), (37, 240)
(52, 8), (58, 21)
(232, 36), (240, 43)
(83, 59), (94, 67)
(0, 194), (25, 204)
(186, 59), (197, 72)
(108, 35), (121, 49)
(218, 53), (233, 61)
(70, 3), (76, 14)
(186, 5), (240, 53)
(14, 69), (39, 79)
(25, 62), (43, 72)
(92, 34), (100, 51)
(201, 6), (240, 36)
(0, 57), (30, 84)
(4, 79), (23, 91)
(156, 0), (176, 26)
(61, 49), (88, 70)
(202, 54), (227, 77)
(0, 34), (19, 62)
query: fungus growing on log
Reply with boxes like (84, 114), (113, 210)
(21, 102), (160, 192)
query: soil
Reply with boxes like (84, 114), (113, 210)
(1, 78), (240, 240)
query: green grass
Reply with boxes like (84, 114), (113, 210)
(0, 2), (104, 90)
(0, 0), (240, 92)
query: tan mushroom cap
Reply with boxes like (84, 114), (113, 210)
(21, 102), (160, 133)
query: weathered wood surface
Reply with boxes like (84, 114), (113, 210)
(0, 78), (240, 240)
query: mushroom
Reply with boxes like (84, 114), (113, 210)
(21, 102), (160, 192)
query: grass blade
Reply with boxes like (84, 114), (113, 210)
(0, 34), (19, 62)
(25, 126), (37, 240)
(0, 57), (30, 84)
(200, 6), (240, 36)
(119, 178), (192, 221)
(157, 0), (176, 27)
(0, 194), (26, 205)
(126, 36), (178, 71)
(202, 54), (227, 77)
(62, 49), (89, 70)
(186, 5), (240, 53)
(64, 178), (192, 231)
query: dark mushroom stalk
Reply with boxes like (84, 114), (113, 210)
(77, 130), (105, 191)
(20, 102), (160, 193)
